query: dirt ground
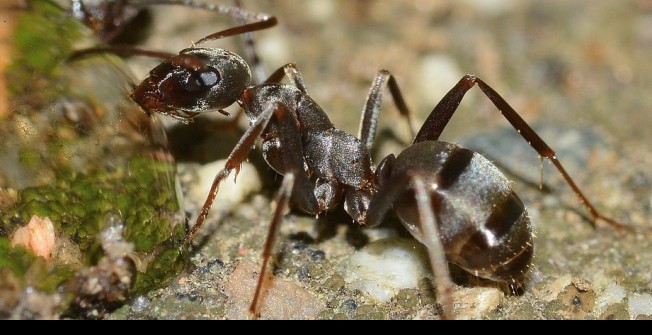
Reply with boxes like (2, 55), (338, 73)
(8, 0), (652, 319)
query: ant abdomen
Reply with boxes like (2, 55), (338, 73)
(391, 141), (534, 286)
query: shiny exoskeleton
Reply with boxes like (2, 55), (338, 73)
(172, 53), (625, 318)
(67, 0), (274, 88)
(68, 4), (275, 120)
(70, 23), (626, 319)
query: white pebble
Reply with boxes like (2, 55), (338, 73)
(338, 238), (430, 303)
(131, 296), (151, 313)
(190, 159), (262, 214)
(628, 293), (652, 319)
(596, 283), (627, 313)
(418, 54), (465, 109)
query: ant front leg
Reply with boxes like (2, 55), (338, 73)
(237, 96), (324, 317)
(183, 99), (279, 245)
(416, 75), (628, 230)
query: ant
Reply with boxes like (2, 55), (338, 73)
(67, 0), (276, 122)
(63, 0), (274, 87)
(69, 20), (629, 321)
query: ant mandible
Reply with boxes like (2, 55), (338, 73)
(69, 16), (628, 320)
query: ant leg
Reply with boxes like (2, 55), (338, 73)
(358, 69), (415, 151)
(412, 176), (455, 320)
(415, 74), (628, 229)
(263, 63), (309, 94)
(366, 171), (455, 319)
(240, 89), (325, 214)
(249, 173), (295, 318)
(131, 0), (276, 43)
(183, 99), (279, 245)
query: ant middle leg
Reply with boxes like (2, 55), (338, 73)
(263, 63), (309, 94)
(415, 74), (627, 229)
(358, 69), (415, 151)
(249, 172), (295, 318)
(263, 66), (417, 145)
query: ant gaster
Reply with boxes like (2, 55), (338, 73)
(69, 19), (628, 320)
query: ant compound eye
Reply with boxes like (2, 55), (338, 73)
(199, 69), (220, 87)
(184, 68), (221, 93)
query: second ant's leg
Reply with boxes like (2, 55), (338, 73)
(415, 74), (627, 229)
(358, 69), (415, 151)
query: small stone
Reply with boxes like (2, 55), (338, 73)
(188, 159), (262, 215)
(396, 289), (418, 308)
(323, 274), (345, 292)
(11, 215), (56, 260)
(131, 296), (150, 313)
(338, 238), (430, 303)
(596, 283), (627, 314)
(572, 278), (592, 292)
(340, 299), (357, 313)
(453, 287), (504, 320)
(599, 303), (629, 320)
(628, 293), (652, 319)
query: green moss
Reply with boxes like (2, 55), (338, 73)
(0, 238), (76, 294)
(5, 0), (85, 108)
(0, 0), (189, 317)
(0, 238), (35, 277)
(132, 246), (187, 294)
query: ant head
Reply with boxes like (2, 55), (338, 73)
(133, 47), (252, 116)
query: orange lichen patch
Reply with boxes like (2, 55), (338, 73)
(11, 215), (56, 260)
(0, 1), (20, 119)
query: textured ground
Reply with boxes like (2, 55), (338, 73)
(100, 0), (652, 320)
(11, 0), (651, 319)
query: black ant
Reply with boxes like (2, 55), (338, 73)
(67, 0), (276, 122)
(69, 22), (629, 321)
(63, 0), (274, 87)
